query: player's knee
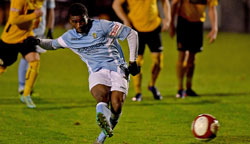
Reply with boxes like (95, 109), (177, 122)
(152, 53), (163, 69)
(29, 60), (40, 73)
(111, 102), (122, 115)
(136, 55), (144, 67)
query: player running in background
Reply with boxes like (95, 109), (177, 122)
(169, 0), (218, 98)
(0, 0), (43, 108)
(112, 0), (171, 101)
(26, 3), (140, 143)
(18, 0), (55, 96)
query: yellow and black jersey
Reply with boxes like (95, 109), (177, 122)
(123, 0), (161, 32)
(1, 0), (44, 44)
(178, 0), (218, 22)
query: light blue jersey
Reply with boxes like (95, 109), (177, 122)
(52, 19), (131, 75)
(33, 0), (56, 36)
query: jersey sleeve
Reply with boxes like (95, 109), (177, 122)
(47, 0), (56, 9)
(8, 0), (37, 25)
(52, 32), (69, 49)
(100, 20), (131, 41)
(208, 0), (218, 7)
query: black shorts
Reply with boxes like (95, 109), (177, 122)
(177, 16), (203, 53)
(136, 25), (163, 55)
(0, 39), (36, 67)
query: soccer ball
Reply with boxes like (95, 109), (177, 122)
(191, 114), (219, 141)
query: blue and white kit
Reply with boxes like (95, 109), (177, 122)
(52, 19), (135, 75)
(40, 19), (138, 94)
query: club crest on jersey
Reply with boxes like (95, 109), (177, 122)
(92, 33), (97, 39)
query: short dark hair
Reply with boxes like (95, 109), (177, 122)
(68, 3), (88, 17)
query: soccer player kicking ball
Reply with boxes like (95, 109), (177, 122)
(26, 3), (140, 143)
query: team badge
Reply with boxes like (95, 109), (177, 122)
(92, 33), (97, 39)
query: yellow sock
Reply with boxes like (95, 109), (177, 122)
(133, 73), (142, 94)
(23, 61), (40, 96)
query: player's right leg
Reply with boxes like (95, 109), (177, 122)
(91, 84), (113, 138)
(185, 52), (199, 96)
(22, 52), (40, 108)
(176, 51), (187, 98)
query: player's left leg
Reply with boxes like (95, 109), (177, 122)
(110, 91), (125, 129)
(22, 52), (40, 108)
(185, 52), (199, 96)
(147, 26), (163, 100)
(148, 52), (163, 100)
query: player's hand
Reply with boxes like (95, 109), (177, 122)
(46, 28), (53, 39)
(161, 18), (170, 32)
(24, 36), (40, 46)
(34, 8), (43, 18)
(207, 29), (217, 44)
(169, 23), (175, 38)
(128, 61), (140, 76)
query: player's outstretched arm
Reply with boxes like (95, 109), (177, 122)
(207, 5), (218, 44)
(126, 29), (140, 76)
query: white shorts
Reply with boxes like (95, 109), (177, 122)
(89, 69), (129, 95)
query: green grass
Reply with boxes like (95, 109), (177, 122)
(0, 26), (250, 144)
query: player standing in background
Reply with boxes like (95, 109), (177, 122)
(112, 0), (171, 101)
(26, 3), (140, 143)
(18, 0), (55, 96)
(0, 0), (43, 108)
(169, 0), (218, 98)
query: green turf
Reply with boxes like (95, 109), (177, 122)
(0, 26), (250, 144)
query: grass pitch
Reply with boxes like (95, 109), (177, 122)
(0, 26), (250, 144)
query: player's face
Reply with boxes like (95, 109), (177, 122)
(70, 15), (88, 33)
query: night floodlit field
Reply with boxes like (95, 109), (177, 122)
(0, 26), (250, 144)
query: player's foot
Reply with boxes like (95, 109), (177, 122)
(19, 90), (24, 102)
(93, 138), (104, 144)
(21, 95), (36, 108)
(132, 93), (142, 102)
(19, 89), (37, 97)
(96, 112), (113, 137)
(148, 86), (162, 100)
(94, 131), (106, 144)
(176, 89), (186, 99)
(186, 89), (199, 97)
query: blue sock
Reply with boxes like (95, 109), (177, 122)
(18, 58), (29, 92)
(96, 102), (111, 143)
(96, 102), (111, 118)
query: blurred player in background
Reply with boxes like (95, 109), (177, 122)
(169, 0), (218, 98)
(112, 0), (171, 101)
(0, 0), (43, 108)
(18, 0), (55, 97)
(26, 3), (140, 143)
